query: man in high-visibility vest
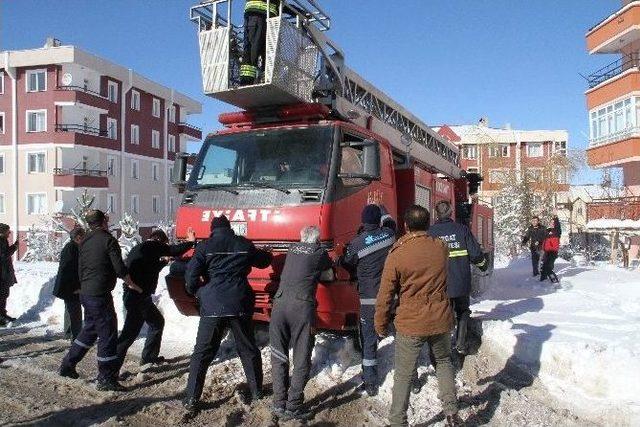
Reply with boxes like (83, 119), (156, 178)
(429, 201), (488, 356)
(241, 0), (280, 85)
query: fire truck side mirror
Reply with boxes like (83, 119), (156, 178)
(172, 152), (190, 189)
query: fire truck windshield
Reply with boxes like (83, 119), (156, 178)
(189, 126), (333, 190)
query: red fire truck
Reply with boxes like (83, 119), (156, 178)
(167, 0), (494, 335)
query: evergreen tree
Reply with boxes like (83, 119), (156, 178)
(118, 212), (141, 257)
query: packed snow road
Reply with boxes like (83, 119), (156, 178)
(1, 259), (635, 426)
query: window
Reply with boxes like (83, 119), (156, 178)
(0, 194), (4, 214)
(415, 184), (431, 210)
(477, 215), (484, 246)
(0, 73), (4, 94)
(533, 194), (543, 206)
(525, 168), (542, 182)
(107, 81), (118, 103)
(169, 197), (175, 215)
(152, 130), (160, 149)
(152, 163), (159, 181)
(488, 169), (508, 183)
(107, 156), (116, 176)
(590, 98), (635, 141)
(130, 124), (139, 145)
(131, 159), (139, 179)
(488, 144), (509, 158)
(169, 166), (174, 182)
(26, 193), (47, 215)
(0, 154), (4, 174)
(27, 152), (46, 173)
(152, 195), (159, 214)
(168, 134), (176, 152)
(526, 143), (543, 158)
(152, 98), (161, 118)
(467, 167), (479, 174)
(26, 109), (47, 132)
(0, 112), (4, 134)
(462, 145), (478, 160)
(131, 90), (140, 110)
(554, 140), (567, 156)
(26, 69), (46, 92)
(492, 196), (503, 206)
(107, 118), (117, 140)
(130, 195), (139, 214)
(107, 193), (116, 214)
(555, 169), (568, 184)
(169, 106), (176, 123)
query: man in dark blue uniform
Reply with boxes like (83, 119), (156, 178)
(429, 201), (487, 355)
(182, 215), (272, 413)
(342, 204), (396, 397)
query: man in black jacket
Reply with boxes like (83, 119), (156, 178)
(522, 216), (547, 276)
(183, 215), (272, 412)
(59, 210), (141, 391)
(270, 226), (333, 421)
(53, 227), (86, 340)
(0, 223), (18, 326)
(115, 228), (196, 370)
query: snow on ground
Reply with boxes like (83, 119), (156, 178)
(472, 257), (640, 424)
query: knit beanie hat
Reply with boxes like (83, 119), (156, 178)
(211, 215), (231, 231)
(361, 204), (382, 225)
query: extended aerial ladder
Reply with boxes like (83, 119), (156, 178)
(189, 0), (461, 178)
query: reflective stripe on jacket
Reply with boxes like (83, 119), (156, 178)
(245, 0), (279, 16)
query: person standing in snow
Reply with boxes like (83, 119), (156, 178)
(522, 215), (546, 276)
(182, 215), (272, 413)
(620, 234), (631, 269)
(375, 205), (463, 427)
(53, 227), (86, 340)
(59, 210), (142, 392)
(341, 204), (396, 397)
(115, 228), (196, 371)
(0, 223), (18, 326)
(540, 216), (561, 282)
(429, 201), (488, 355)
(269, 226), (333, 421)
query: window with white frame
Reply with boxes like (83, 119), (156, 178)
(131, 90), (140, 110)
(152, 163), (159, 181)
(169, 166), (174, 182)
(555, 169), (568, 184)
(169, 106), (176, 123)
(26, 193), (47, 215)
(467, 167), (479, 174)
(131, 159), (139, 179)
(152, 129), (160, 149)
(488, 169), (508, 183)
(0, 154), (4, 174)
(107, 81), (118, 103)
(0, 73), (4, 94)
(488, 144), (509, 158)
(554, 140), (567, 156)
(107, 156), (116, 176)
(131, 195), (139, 214)
(107, 117), (117, 140)
(462, 145), (478, 159)
(0, 193), (4, 214)
(26, 69), (46, 92)
(0, 112), (4, 134)
(525, 168), (543, 182)
(26, 109), (47, 132)
(169, 197), (175, 215)
(526, 143), (543, 157)
(107, 193), (116, 214)
(168, 134), (176, 152)
(130, 124), (139, 144)
(152, 195), (159, 214)
(152, 98), (161, 118)
(590, 98), (634, 141)
(27, 152), (46, 173)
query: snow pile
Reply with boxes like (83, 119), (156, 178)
(586, 218), (640, 230)
(473, 257), (640, 424)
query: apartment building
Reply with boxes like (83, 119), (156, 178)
(0, 39), (202, 256)
(436, 121), (570, 207)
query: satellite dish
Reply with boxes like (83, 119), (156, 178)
(61, 73), (73, 86)
(54, 200), (64, 213)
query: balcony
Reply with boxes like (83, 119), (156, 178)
(587, 130), (640, 167)
(54, 123), (119, 149)
(53, 167), (109, 188)
(55, 123), (107, 137)
(585, 67), (640, 110)
(55, 86), (112, 112)
(587, 1), (640, 54)
(178, 122), (202, 140)
(587, 53), (640, 88)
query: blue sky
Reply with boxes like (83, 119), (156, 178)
(1, 0), (621, 184)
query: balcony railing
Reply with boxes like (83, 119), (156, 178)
(54, 167), (107, 177)
(56, 85), (108, 100)
(178, 122), (202, 132)
(589, 126), (640, 147)
(55, 123), (108, 137)
(587, 53), (640, 88)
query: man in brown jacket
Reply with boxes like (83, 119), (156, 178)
(375, 205), (462, 427)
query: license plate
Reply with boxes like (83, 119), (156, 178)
(231, 222), (247, 236)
